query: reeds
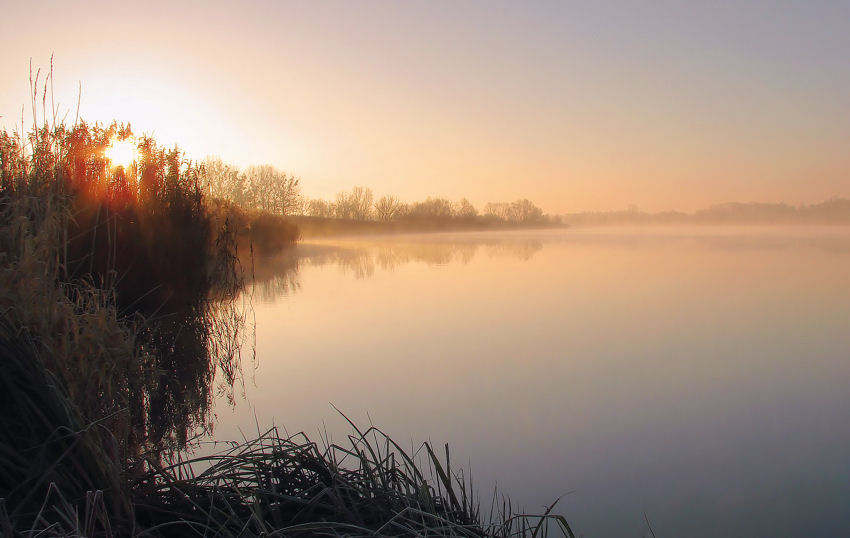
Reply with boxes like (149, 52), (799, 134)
(126, 418), (575, 537)
(0, 316), (132, 534)
(1, 107), (572, 535)
(0, 392), (575, 537)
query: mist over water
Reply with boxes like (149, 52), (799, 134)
(214, 227), (850, 537)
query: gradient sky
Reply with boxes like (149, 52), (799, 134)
(2, 1), (848, 212)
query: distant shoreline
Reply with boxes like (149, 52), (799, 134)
(288, 215), (850, 241)
(284, 198), (850, 239)
(559, 198), (850, 227)
(291, 215), (568, 238)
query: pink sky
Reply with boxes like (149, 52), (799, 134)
(2, 1), (848, 212)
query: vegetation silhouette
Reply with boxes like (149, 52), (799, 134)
(295, 188), (561, 237)
(0, 67), (572, 535)
(0, 115), (260, 458)
(198, 167), (563, 237)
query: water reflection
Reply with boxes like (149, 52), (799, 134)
(248, 227), (850, 303)
(218, 226), (850, 537)
(62, 200), (247, 453)
(249, 233), (545, 301)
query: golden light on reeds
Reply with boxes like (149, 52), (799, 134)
(105, 136), (137, 168)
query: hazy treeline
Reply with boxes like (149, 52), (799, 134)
(0, 62), (567, 533)
(564, 198), (850, 226)
(1, 127), (572, 538)
(305, 186), (555, 225)
(0, 117), (564, 536)
(201, 157), (303, 215)
(0, 119), (256, 452)
(198, 160), (559, 228)
(200, 152), (850, 228)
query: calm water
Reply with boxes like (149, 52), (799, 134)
(213, 227), (850, 537)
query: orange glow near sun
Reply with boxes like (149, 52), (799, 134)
(105, 137), (138, 168)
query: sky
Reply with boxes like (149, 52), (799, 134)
(2, 0), (848, 212)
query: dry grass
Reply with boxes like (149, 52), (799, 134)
(0, 111), (571, 535)
(0, 115), (258, 462)
(126, 417), (575, 537)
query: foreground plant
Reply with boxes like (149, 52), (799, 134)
(0, 106), (572, 535)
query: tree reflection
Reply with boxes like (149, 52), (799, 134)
(248, 234), (544, 303)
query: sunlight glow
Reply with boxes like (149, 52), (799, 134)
(105, 137), (138, 168)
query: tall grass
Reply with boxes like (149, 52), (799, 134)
(0, 350), (574, 537)
(1, 111), (572, 535)
(0, 115), (257, 455)
(0, 116), (265, 532)
(0, 316), (132, 533)
(126, 419), (575, 537)
(2, 307), (576, 536)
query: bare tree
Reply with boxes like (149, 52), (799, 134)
(484, 202), (511, 220)
(350, 186), (374, 220)
(243, 165), (302, 215)
(484, 200), (543, 222)
(374, 195), (403, 221)
(200, 157), (242, 201)
(334, 191), (354, 219)
(306, 198), (334, 218)
(409, 197), (454, 220)
(455, 198), (478, 219)
(335, 186), (374, 220)
(510, 199), (543, 223)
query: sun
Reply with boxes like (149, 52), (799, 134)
(105, 137), (138, 168)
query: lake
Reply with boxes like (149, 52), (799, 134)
(212, 226), (850, 537)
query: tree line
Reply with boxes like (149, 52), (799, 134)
(200, 157), (553, 225)
(306, 188), (548, 224)
(200, 158), (303, 216)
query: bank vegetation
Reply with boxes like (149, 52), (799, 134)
(0, 93), (570, 535)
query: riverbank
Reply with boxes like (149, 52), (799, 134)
(293, 214), (567, 238)
(0, 123), (572, 536)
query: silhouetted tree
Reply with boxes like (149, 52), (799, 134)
(510, 199), (544, 223)
(306, 197), (334, 217)
(200, 157), (240, 200)
(335, 186), (374, 220)
(455, 198), (478, 219)
(375, 194), (403, 221)
(408, 197), (454, 220)
(484, 202), (511, 220)
(243, 165), (302, 215)
(200, 159), (302, 216)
